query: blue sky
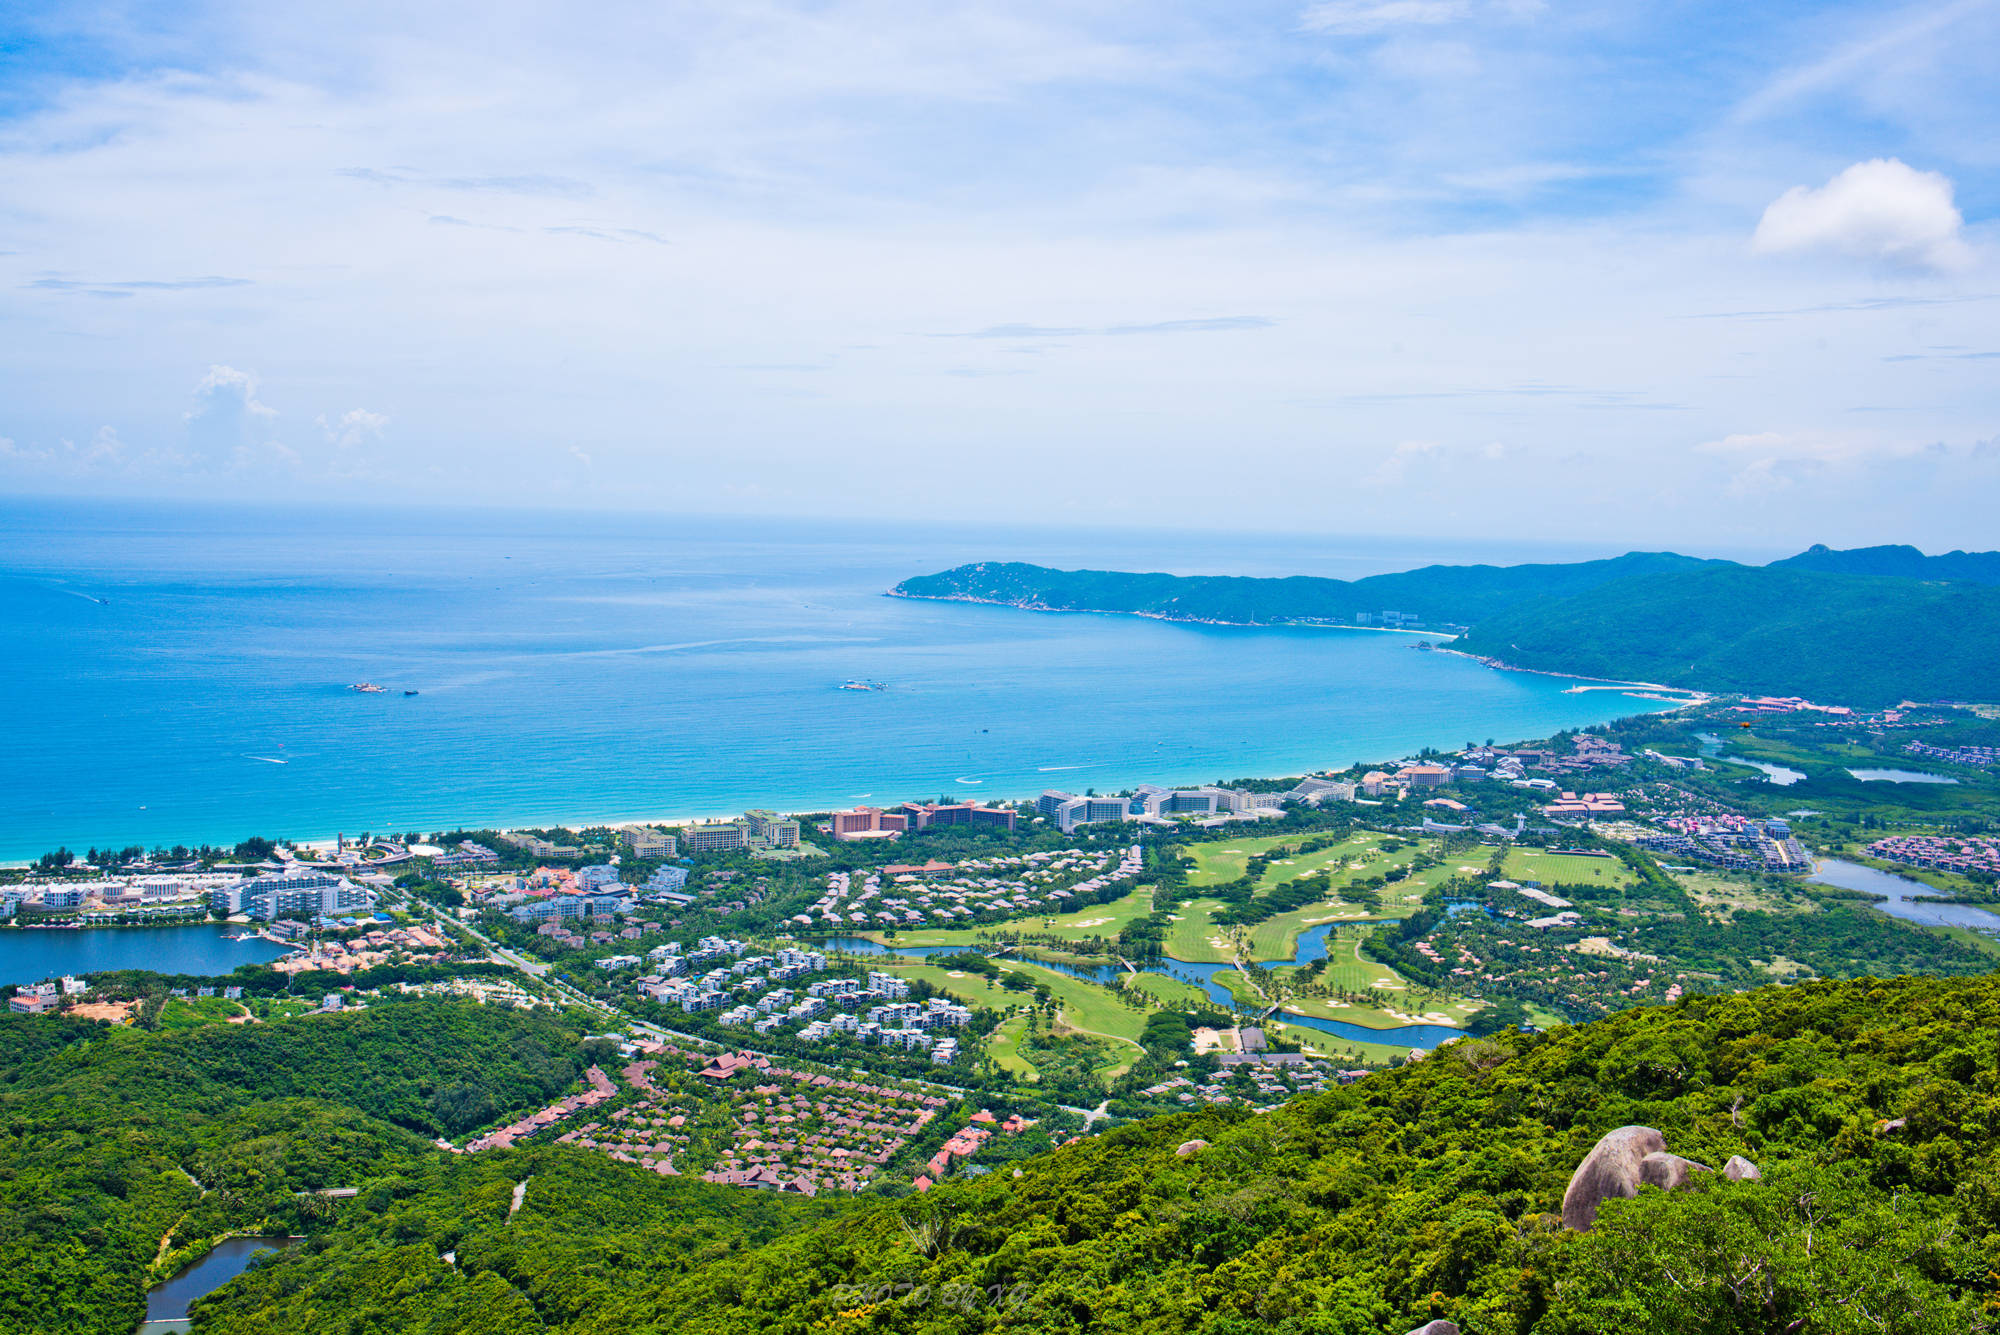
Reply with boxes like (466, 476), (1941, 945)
(0, 0), (1996, 549)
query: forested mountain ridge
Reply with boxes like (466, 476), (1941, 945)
(895, 547), (2000, 705)
(891, 552), (1719, 628)
(1772, 542), (2000, 584)
(171, 972), (2000, 1334)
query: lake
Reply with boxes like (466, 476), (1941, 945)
(0, 498), (1681, 863)
(1808, 858), (2000, 931)
(0, 923), (293, 987)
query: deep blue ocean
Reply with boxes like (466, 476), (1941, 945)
(0, 498), (1685, 863)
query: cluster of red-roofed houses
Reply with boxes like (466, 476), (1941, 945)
(448, 1064), (618, 1152)
(550, 1040), (965, 1195)
(1868, 834), (2000, 879)
(910, 1106), (1042, 1192)
(695, 1048), (948, 1195)
(553, 1058), (693, 1175)
(443, 1039), (971, 1196)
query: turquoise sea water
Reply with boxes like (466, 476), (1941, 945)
(0, 499), (1680, 863)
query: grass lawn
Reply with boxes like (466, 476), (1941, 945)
(870, 960), (1019, 1009)
(1501, 848), (1634, 889)
(1123, 970), (1212, 1009)
(986, 1012), (1038, 1081)
(1524, 1003), (1570, 1030)
(156, 996), (251, 1030)
(1210, 968), (1266, 1007)
(1163, 898), (1235, 963)
(1034, 886), (1155, 940)
(1183, 831), (1390, 890)
(872, 957), (1149, 1077)
(1312, 927), (1410, 991)
(1931, 924), (2000, 961)
(1000, 959), (1148, 1044)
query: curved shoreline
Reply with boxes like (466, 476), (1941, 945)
(885, 588), (1446, 636)
(891, 587), (1710, 705)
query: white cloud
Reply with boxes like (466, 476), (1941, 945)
(1752, 159), (1971, 271)
(319, 408), (390, 449)
(184, 365), (281, 466)
(1693, 428), (1969, 497)
(1364, 438), (1444, 486)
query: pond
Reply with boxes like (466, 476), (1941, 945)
(1808, 858), (2000, 931)
(1846, 768), (1959, 785)
(0, 922), (293, 987)
(1727, 757), (1807, 786)
(817, 929), (1469, 1048)
(142, 1236), (296, 1331)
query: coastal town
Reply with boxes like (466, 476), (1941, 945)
(5, 690), (1998, 1194)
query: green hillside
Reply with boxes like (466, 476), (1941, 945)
(145, 972), (2000, 1334)
(898, 551), (2000, 706)
(893, 552), (1718, 628)
(1455, 565), (2000, 706)
(0, 997), (602, 1335)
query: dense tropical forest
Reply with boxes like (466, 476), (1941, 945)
(0, 998), (593, 1335)
(9, 971), (1990, 1333)
(895, 547), (2000, 707)
(1455, 565), (2000, 707)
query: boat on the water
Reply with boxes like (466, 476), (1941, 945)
(404, 690), (420, 696)
(348, 682), (387, 693)
(840, 679), (889, 691)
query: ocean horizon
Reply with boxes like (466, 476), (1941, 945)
(0, 497), (1704, 862)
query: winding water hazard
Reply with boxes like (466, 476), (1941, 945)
(820, 928), (1467, 1049)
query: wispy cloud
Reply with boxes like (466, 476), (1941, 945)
(950, 316), (1273, 339)
(544, 225), (669, 244)
(1732, 0), (1996, 123)
(27, 276), (252, 296)
(1683, 294), (1997, 321)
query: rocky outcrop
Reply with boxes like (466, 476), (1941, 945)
(1404, 1323), (1461, 1335)
(1562, 1126), (1666, 1231)
(1175, 1140), (1208, 1157)
(1563, 1127), (1765, 1230)
(1639, 1151), (1712, 1192)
